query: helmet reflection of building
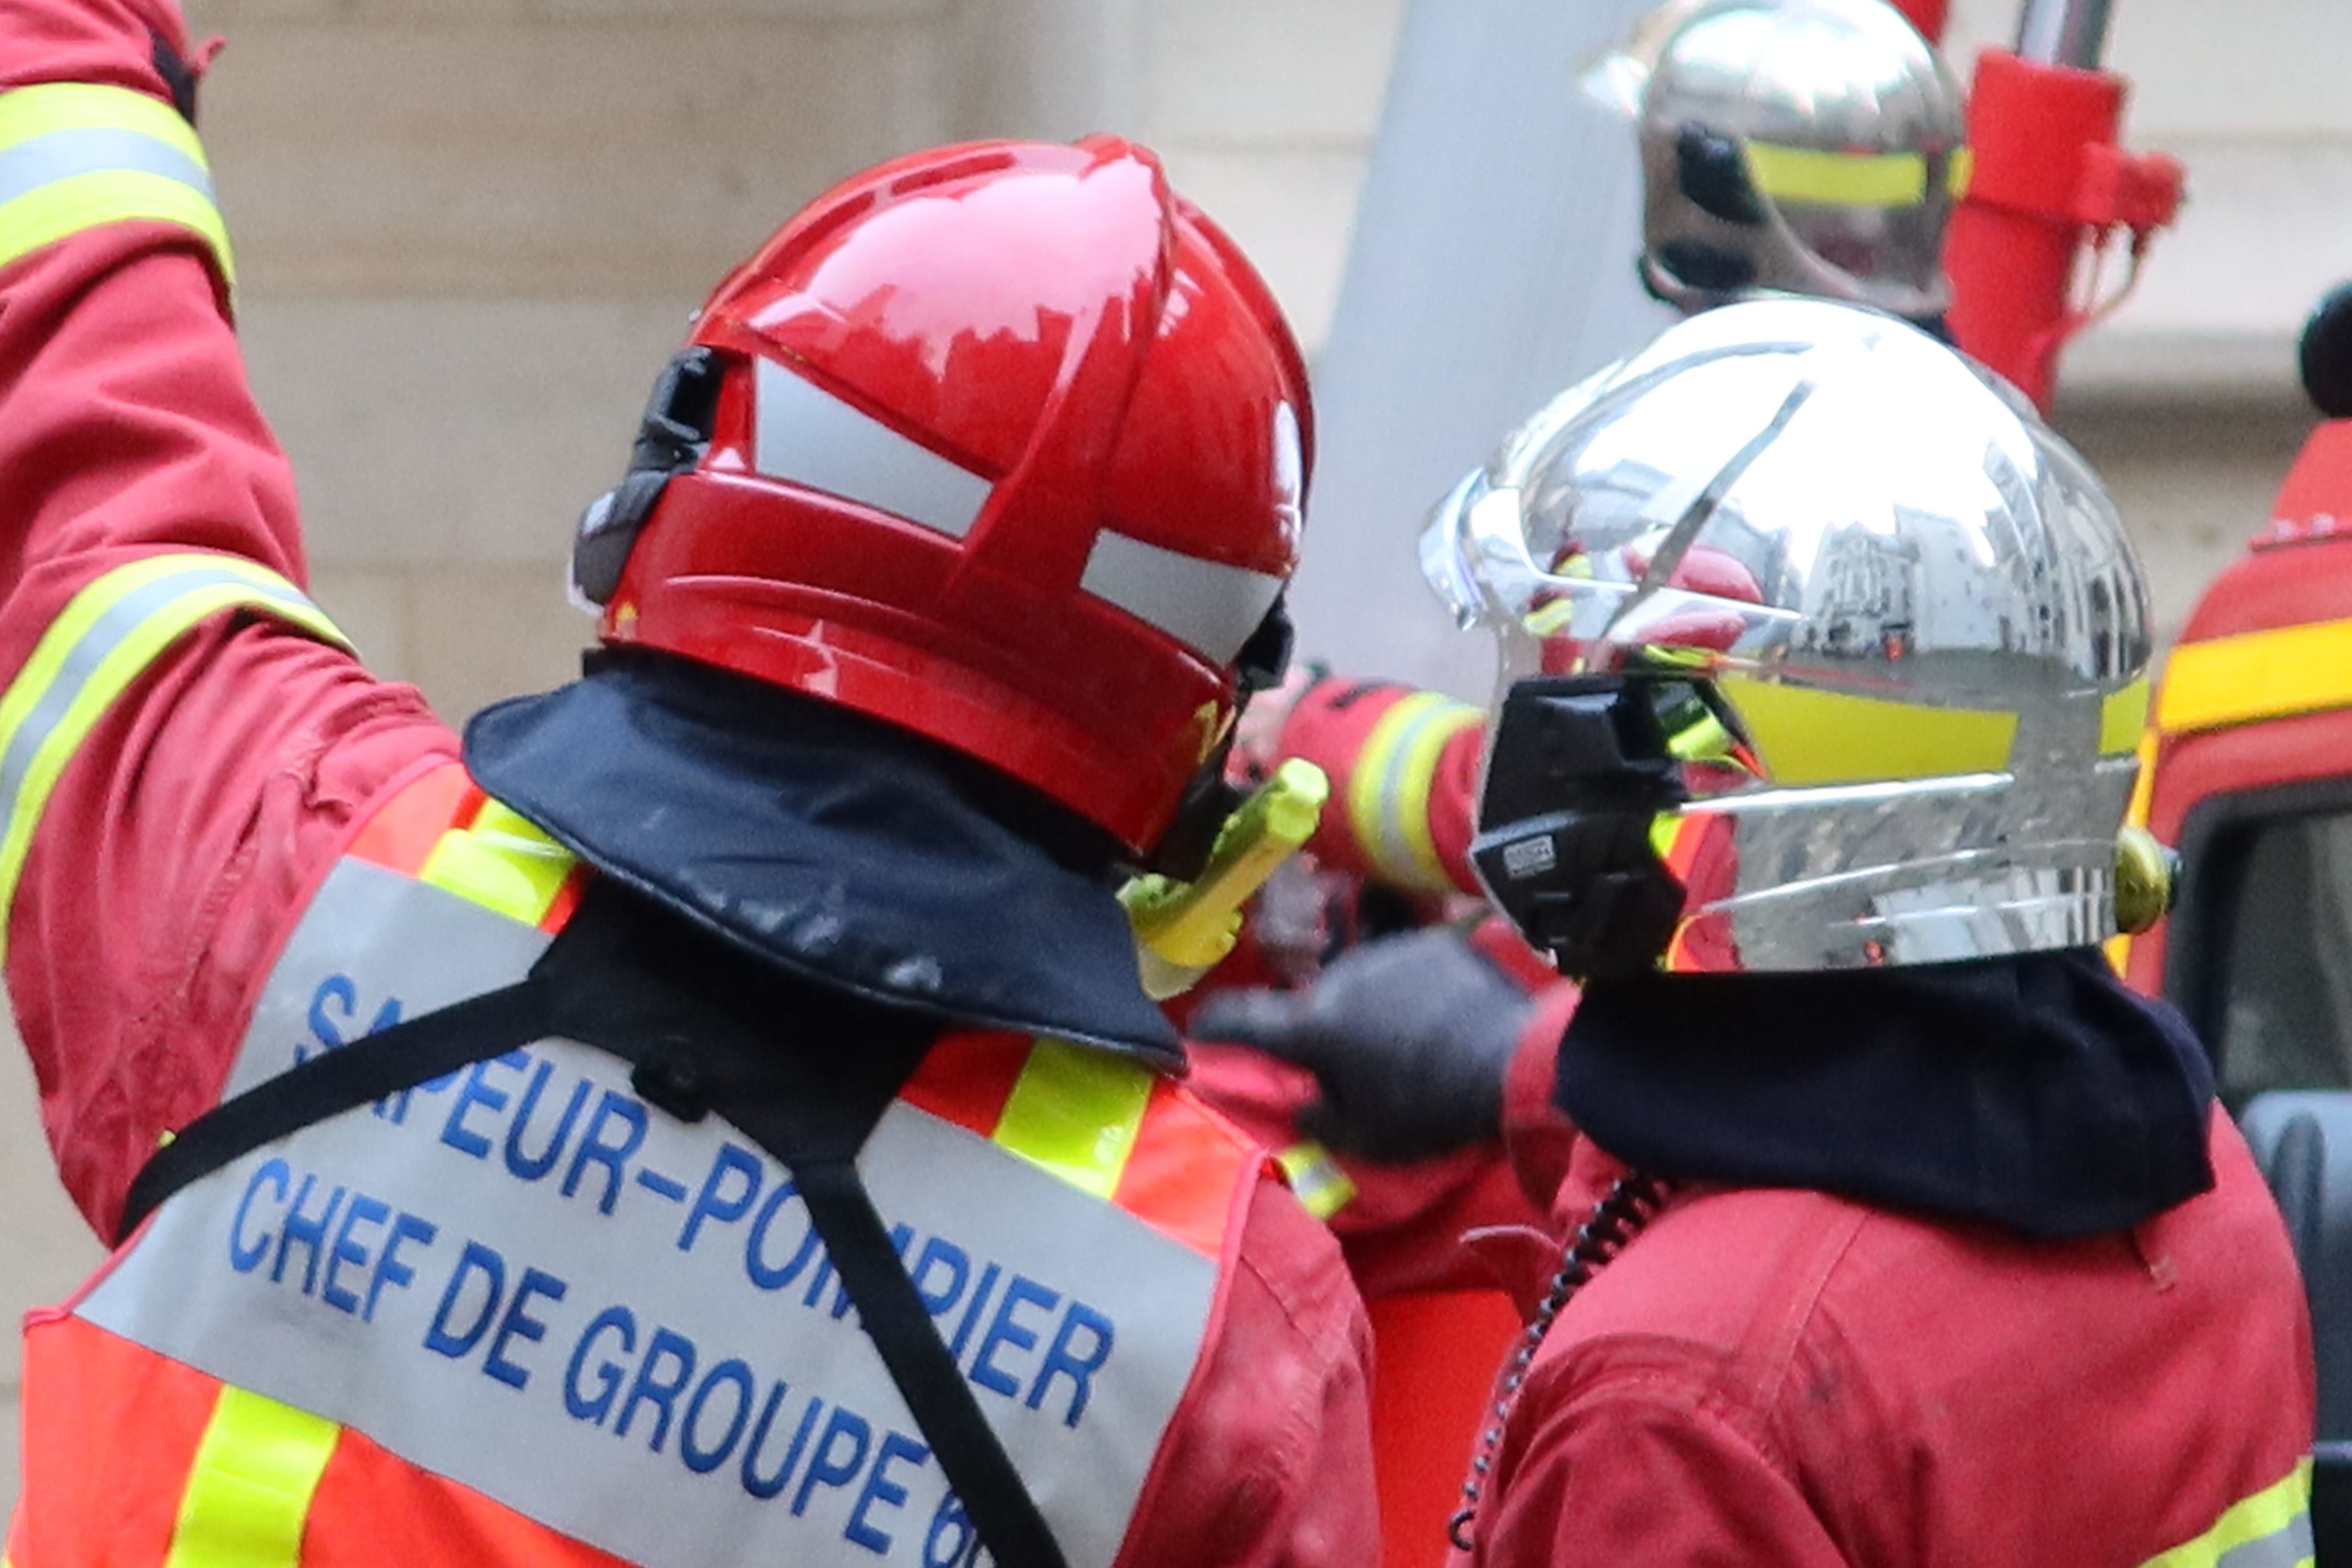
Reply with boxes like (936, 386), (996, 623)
(1423, 295), (2153, 975)
(1631, 0), (1970, 323)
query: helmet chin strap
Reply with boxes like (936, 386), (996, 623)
(569, 347), (722, 608)
(1144, 728), (1246, 883)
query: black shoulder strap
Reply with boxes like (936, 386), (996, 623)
(118, 979), (550, 1244)
(120, 883), (1069, 1568)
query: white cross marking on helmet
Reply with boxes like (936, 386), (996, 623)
(752, 356), (994, 539)
(1081, 532), (1283, 667)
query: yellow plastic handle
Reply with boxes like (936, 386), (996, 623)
(1121, 759), (1329, 998)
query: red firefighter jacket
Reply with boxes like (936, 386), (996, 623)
(1456, 1109), (2315, 1568)
(0, 7), (1376, 1565)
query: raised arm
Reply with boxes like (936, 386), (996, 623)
(0, 0), (454, 1238)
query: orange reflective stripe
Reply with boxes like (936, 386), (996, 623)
(346, 764), (479, 876)
(347, 768), (592, 931)
(1655, 812), (1710, 882)
(16, 1317), (259, 1568)
(1113, 1076), (1253, 1258)
(537, 864), (588, 933)
(899, 1031), (1032, 1138)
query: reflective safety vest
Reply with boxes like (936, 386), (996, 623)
(13, 763), (1255, 1568)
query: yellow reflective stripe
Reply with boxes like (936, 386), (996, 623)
(416, 800), (577, 925)
(1743, 142), (1929, 207)
(2140, 1457), (2313, 1568)
(2101, 678), (2151, 756)
(0, 84), (206, 165)
(0, 83), (231, 285)
(1648, 810), (1682, 861)
(2158, 618), (2352, 735)
(162, 1386), (339, 1568)
(1947, 145), (1975, 199)
(0, 170), (234, 284)
(1714, 674), (2015, 786)
(0, 554), (349, 963)
(1275, 1140), (1357, 1220)
(991, 1039), (1154, 1201)
(1345, 692), (1481, 893)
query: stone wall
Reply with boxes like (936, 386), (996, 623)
(0, 0), (1408, 1516)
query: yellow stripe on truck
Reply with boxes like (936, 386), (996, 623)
(2157, 618), (2352, 736)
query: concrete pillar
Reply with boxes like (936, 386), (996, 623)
(1288, 0), (1674, 701)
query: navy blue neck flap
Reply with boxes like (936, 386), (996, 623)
(462, 656), (1181, 1065)
(1555, 948), (2216, 1238)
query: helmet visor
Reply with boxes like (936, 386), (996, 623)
(1418, 348), (1813, 693)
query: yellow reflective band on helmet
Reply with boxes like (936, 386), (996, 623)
(1665, 708), (1739, 765)
(992, 1038), (1154, 1201)
(1742, 142), (1929, 208)
(0, 554), (349, 963)
(2100, 678), (2151, 756)
(2157, 617), (2352, 735)
(417, 799), (577, 926)
(1274, 1140), (1356, 1221)
(162, 1385), (339, 1568)
(1947, 145), (1975, 199)
(1346, 692), (1483, 894)
(1714, 674), (2015, 786)
(1648, 811), (1682, 862)
(2139, 1457), (2313, 1568)
(0, 82), (233, 287)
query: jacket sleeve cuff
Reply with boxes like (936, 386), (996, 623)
(1276, 676), (1484, 894)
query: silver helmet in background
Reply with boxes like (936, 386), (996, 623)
(1630, 0), (1969, 321)
(1422, 297), (2151, 976)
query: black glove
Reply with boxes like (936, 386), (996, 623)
(1190, 926), (1534, 1163)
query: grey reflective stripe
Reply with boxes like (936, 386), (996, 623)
(2217, 1508), (2314, 1568)
(0, 124), (214, 208)
(0, 565), (317, 863)
(1079, 530), (1283, 664)
(754, 355), (994, 539)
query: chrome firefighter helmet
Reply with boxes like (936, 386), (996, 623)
(1632, 0), (1969, 321)
(1422, 296), (2153, 976)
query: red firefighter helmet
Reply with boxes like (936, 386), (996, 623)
(570, 137), (1311, 856)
